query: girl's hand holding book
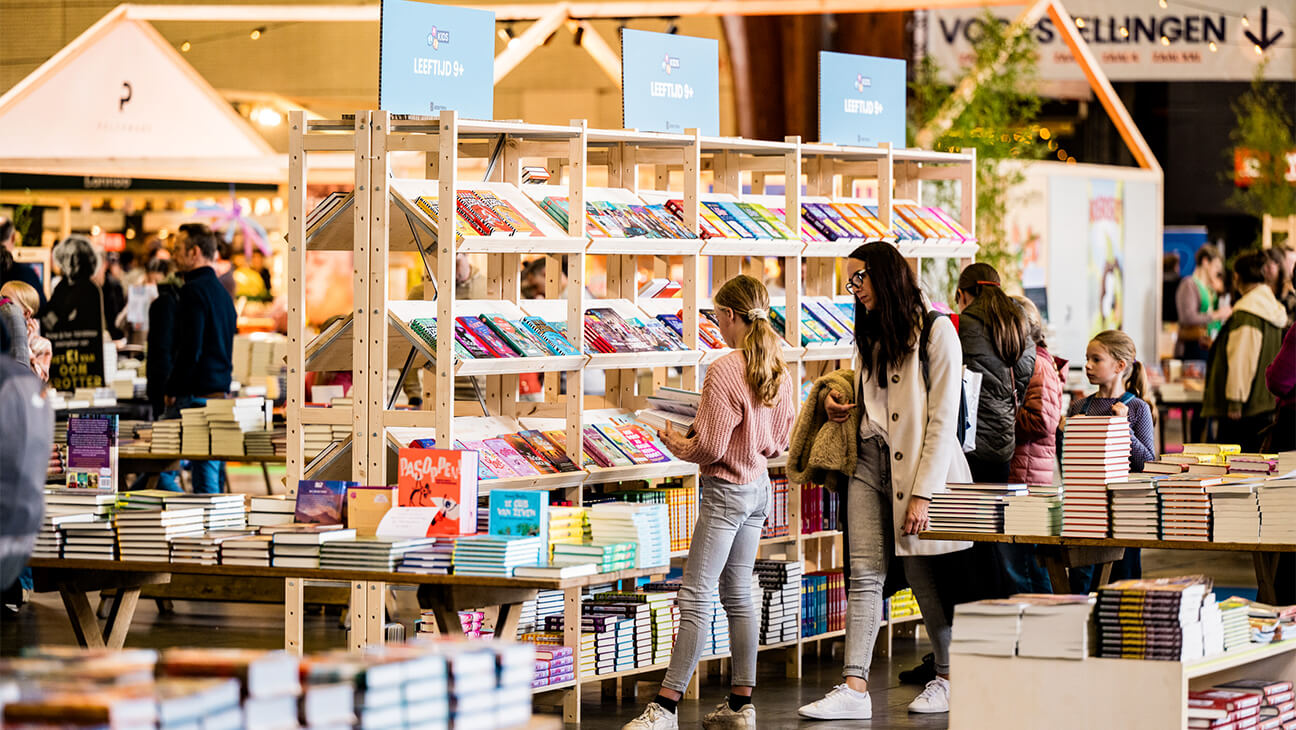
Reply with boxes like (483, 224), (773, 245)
(1111, 401), (1128, 417)
(657, 423), (688, 453)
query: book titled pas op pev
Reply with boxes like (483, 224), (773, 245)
(398, 448), (479, 536)
(294, 480), (355, 525)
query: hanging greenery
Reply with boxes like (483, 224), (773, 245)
(908, 11), (1049, 295)
(1226, 60), (1296, 225)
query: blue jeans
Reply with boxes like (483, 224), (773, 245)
(660, 472), (770, 693)
(160, 396), (223, 494)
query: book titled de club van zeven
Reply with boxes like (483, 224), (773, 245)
(66, 413), (118, 490)
(294, 480), (356, 525)
(488, 490), (549, 546)
(398, 448), (479, 536)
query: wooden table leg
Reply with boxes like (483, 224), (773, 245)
(348, 581), (369, 651)
(260, 462), (274, 495)
(103, 586), (140, 649)
(1038, 551), (1071, 595)
(562, 586), (582, 724)
(58, 585), (105, 648)
(285, 578), (304, 655)
(1255, 552), (1281, 605)
(365, 582), (386, 647)
(1097, 562), (1115, 588)
(495, 600), (522, 641)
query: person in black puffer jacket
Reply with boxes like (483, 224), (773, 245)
(0, 321), (53, 597)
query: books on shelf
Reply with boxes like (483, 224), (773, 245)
(552, 541), (635, 573)
(318, 537), (437, 571)
(1094, 575), (1213, 660)
(589, 502), (669, 569)
(754, 560), (803, 645)
(1015, 594), (1095, 660)
(488, 490), (549, 545)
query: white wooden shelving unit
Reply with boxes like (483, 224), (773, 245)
(286, 111), (979, 720)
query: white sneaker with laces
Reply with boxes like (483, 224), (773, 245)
(797, 683), (872, 720)
(908, 677), (951, 713)
(701, 701), (756, 730)
(622, 703), (679, 730)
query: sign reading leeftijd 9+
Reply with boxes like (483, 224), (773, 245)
(621, 28), (719, 136)
(818, 51), (906, 149)
(379, 0), (495, 119)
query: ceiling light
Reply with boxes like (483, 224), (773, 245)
(180, 41), (191, 52)
(250, 27), (264, 40)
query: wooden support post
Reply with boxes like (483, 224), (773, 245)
(436, 110), (459, 449)
(349, 580), (368, 651)
(562, 585), (583, 723)
(286, 111), (307, 489)
(351, 112), (373, 484)
(285, 577), (304, 655)
(366, 581), (387, 647)
(367, 111), (392, 481)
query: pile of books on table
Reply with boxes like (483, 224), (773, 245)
(589, 501), (669, 568)
(162, 493), (247, 531)
(1095, 575), (1212, 660)
(61, 518), (118, 560)
(396, 540), (456, 575)
(1060, 416), (1131, 537)
(546, 506), (586, 558)
(116, 508), (205, 561)
(270, 525), (356, 569)
(247, 494), (295, 527)
(1189, 680), (1295, 729)
(170, 531), (257, 566)
(1259, 474), (1296, 543)
(1157, 477), (1217, 541)
(319, 537), (438, 571)
(1108, 477), (1160, 539)
(754, 559), (803, 645)
(1209, 481), (1262, 542)
(150, 420), (182, 454)
(205, 397), (267, 456)
(951, 594), (1095, 659)
(244, 425), (286, 457)
(552, 541), (635, 572)
(451, 535), (543, 577)
(929, 483), (1027, 533)
(218, 534), (273, 567)
(1228, 453), (1280, 476)
(1003, 485), (1063, 536)
(179, 407), (209, 454)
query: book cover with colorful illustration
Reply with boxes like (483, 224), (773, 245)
(397, 448), (479, 536)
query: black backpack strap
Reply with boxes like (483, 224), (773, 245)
(919, 309), (942, 391)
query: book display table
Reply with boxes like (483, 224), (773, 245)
(921, 531), (1296, 603)
(950, 641), (1296, 730)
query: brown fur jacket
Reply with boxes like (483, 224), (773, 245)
(787, 368), (858, 491)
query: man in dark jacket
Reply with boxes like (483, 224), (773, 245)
(0, 325), (53, 608)
(162, 223), (236, 493)
(958, 297), (1036, 478)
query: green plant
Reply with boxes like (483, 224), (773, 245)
(1226, 60), (1296, 224)
(11, 196), (34, 246)
(908, 12), (1049, 297)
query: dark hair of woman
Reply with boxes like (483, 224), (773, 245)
(958, 262), (1027, 365)
(849, 242), (925, 386)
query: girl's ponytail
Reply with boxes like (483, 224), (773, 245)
(1126, 359), (1157, 426)
(715, 275), (788, 407)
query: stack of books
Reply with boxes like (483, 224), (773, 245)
(1003, 486), (1063, 536)
(533, 590), (566, 631)
(243, 426), (282, 457)
(589, 594), (657, 669)
(270, 526), (356, 569)
(115, 508), (205, 561)
(754, 559), (803, 644)
(800, 484), (840, 534)
(546, 506), (586, 558)
(887, 588), (921, 620)
(163, 493), (247, 531)
(1259, 475), (1296, 543)
(248, 494), (295, 527)
(801, 571), (845, 638)
(1187, 688), (1266, 728)
(451, 535), (543, 577)
(180, 407), (210, 454)
(115, 489), (169, 512)
(159, 648), (302, 729)
(1061, 416), (1131, 537)
(219, 534), (272, 566)
(1157, 477), (1219, 541)
(205, 397), (266, 456)
(763, 475), (790, 539)
(929, 483), (1027, 533)
(589, 502), (669, 568)
(532, 645), (575, 689)
(1228, 453), (1279, 476)
(151, 420), (182, 454)
(319, 537), (437, 571)
(1015, 595), (1096, 660)
(552, 541), (634, 572)
(1095, 575), (1212, 660)
(60, 519), (117, 559)
(702, 588), (738, 657)
(1209, 481), (1262, 542)
(1219, 597), (1253, 652)
(170, 531), (257, 565)
(951, 598), (1030, 656)
(396, 541), (456, 575)
(1207, 679), (1296, 726)
(302, 424), (338, 459)
(1108, 478), (1160, 539)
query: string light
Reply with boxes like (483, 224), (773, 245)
(1119, 26), (1129, 38)
(180, 41), (191, 52)
(1075, 17), (1085, 28)
(1160, 35), (1170, 45)
(1255, 44), (1264, 55)
(250, 27), (264, 40)
(1158, 0), (1167, 7)
(1209, 41), (1218, 52)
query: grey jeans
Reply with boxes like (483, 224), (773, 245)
(842, 435), (954, 680)
(661, 472), (770, 693)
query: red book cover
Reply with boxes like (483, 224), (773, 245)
(397, 448), (479, 536)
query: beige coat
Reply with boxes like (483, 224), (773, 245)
(853, 315), (972, 557)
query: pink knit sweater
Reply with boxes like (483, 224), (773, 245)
(670, 351), (796, 484)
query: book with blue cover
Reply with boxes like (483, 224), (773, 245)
(295, 480), (355, 525)
(488, 490), (549, 546)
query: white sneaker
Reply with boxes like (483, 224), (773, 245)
(702, 701), (756, 729)
(797, 684), (872, 720)
(908, 677), (951, 713)
(622, 703), (679, 730)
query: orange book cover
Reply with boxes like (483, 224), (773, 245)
(397, 448), (479, 536)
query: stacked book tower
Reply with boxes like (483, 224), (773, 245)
(589, 502), (669, 568)
(1002, 485), (1063, 536)
(1060, 416), (1131, 537)
(753, 559), (803, 645)
(1095, 576), (1212, 660)
(663, 483), (699, 552)
(552, 541), (635, 572)
(397, 540), (456, 575)
(590, 592), (661, 669)
(546, 506), (585, 559)
(1157, 476), (1218, 541)
(40, 489), (117, 559)
(248, 495), (296, 528)
(320, 537), (438, 571)
(115, 508), (206, 561)
(1107, 477), (1161, 539)
(220, 534), (273, 567)
(1209, 480), (1262, 542)
(151, 420), (182, 454)
(162, 493), (248, 531)
(929, 483), (1027, 533)
(1218, 597), (1252, 652)
(451, 535), (543, 577)
(206, 397), (266, 456)
(171, 532), (256, 565)
(532, 645), (575, 689)
(180, 407), (210, 455)
(1260, 473), (1296, 543)
(271, 526), (356, 569)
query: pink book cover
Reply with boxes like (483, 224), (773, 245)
(616, 424), (670, 463)
(459, 439), (519, 478)
(483, 438), (542, 476)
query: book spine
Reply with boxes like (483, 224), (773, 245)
(474, 190), (540, 236)
(817, 204), (866, 239)
(594, 424), (650, 464)
(453, 321), (495, 359)
(696, 202), (741, 238)
(801, 204), (848, 241)
(458, 439), (518, 478)
(452, 440), (498, 480)
(483, 438), (541, 476)
(520, 317), (580, 356)
(520, 430), (580, 472)
(483, 316), (546, 357)
(457, 317), (521, 358)
(502, 434), (559, 474)
(704, 202), (757, 238)
(727, 202), (776, 238)
(457, 191), (515, 236)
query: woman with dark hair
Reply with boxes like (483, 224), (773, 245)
(798, 243), (970, 720)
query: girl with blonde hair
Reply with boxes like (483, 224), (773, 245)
(0, 280), (50, 381)
(623, 274), (795, 730)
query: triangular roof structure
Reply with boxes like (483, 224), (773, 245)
(0, 6), (309, 184)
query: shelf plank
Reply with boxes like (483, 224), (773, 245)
(585, 237), (702, 256)
(584, 461), (698, 485)
(801, 344), (855, 362)
(479, 471), (587, 493)
(700, 239), (804, 257)
(920, 531), (1296, 553)
(586, 351), (704, 371)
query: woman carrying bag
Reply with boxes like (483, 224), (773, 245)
(797, 243), (971, 720)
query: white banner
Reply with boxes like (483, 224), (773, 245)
(925, 1), (1294, 82)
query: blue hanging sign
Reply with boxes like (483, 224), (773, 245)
(818, 51), (906, 148)
(621, 28), (719, 136)
(379, 0), (495, 118)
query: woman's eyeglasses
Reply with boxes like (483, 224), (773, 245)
(845, 268), (868, 295)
